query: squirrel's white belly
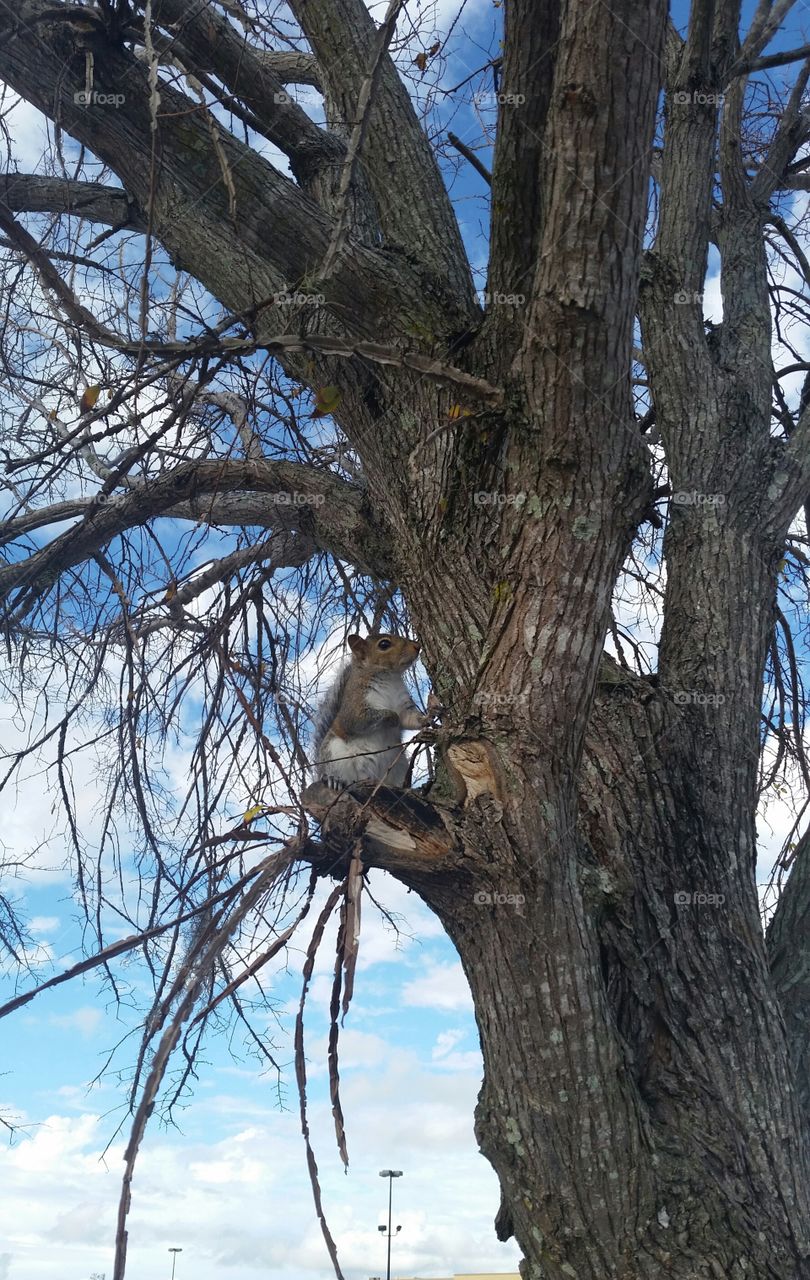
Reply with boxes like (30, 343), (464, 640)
(319, 726), (407, 785)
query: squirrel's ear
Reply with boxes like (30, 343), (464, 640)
(347, 634), (367, 658)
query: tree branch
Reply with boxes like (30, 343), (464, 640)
(318, 0), (405, 280)
(0, 200), (499, 404)
(0, 460), (392, 616)
(485, 0), (561, 364)
(286, 0), (475, 305)
(447, 132), (492, 185)
(0, 2), (468, 344)
(739, 0), (803, 64)
(734, 42), (810, 76)
(260, 51), (321, 89)
(750, 61), (810, 203)
(0, 174), (146, 232)
(134, 532), (317, 638)
(152, 0), (344, 195)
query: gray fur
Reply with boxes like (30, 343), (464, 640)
(311, 660), (351, 763)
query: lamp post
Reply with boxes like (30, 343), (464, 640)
(378, 1169), (402, 1280)
(168, 1248), (182, 1280)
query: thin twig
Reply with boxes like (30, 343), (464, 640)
(447, 132), (492, 183)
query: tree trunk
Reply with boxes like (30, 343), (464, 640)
(383, 665), (810, 1278)
(3, 1), (810, 1277)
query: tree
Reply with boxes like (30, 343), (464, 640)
(1, 1), (810, 1277)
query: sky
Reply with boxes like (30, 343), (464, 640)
(2, 2), (810, 1280)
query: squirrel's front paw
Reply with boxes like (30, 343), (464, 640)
(426, 691), (444, 719)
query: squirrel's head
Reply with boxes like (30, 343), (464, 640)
(347, 633), (420, 672)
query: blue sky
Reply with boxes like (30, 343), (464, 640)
(2, 864), (519, 1280)
(2, 1), (810, 1278)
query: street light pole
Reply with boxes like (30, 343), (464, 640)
(378, 1169), (402, 1280)
(168, 1247), (182, 1280)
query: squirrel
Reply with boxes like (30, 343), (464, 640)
(310, 633), (437, 790)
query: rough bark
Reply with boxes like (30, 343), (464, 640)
(769, 828), (810, 1127)
(2, 1), (810, 1277)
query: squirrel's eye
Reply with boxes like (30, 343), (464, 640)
(377, 639), (391, 651)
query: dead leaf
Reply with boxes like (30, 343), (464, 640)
(79, 384), (101, 414)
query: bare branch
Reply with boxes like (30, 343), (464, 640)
(259, 51), (321, 89)
(152, 0), (344, 195)
(318, 0), (405, 281)
(113, 847), (295, 1280)
(0, 2), (469, 343)
(735, 42), (810, 76)
(287, 0), (475, 304)
(739, 0), (803, 63)
(0, 202), (497, 403)
(447, 132), (492, 185)
(0, 459), (392, 614)
(751, 62), (810, 202)
(0, 175), (146, 232)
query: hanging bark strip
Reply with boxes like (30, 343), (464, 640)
(112, 850), (293, 1280)
(294, 882), (348, 1280)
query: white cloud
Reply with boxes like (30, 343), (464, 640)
(0, 1069), (521, 1280)
(4, 95), (52, 170)
(29, 917), (60, 934)
(401, 962), (474, 1012)
(50, 1006), (104, 1037)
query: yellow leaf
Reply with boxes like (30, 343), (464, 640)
(242, 804), (264, 824)
(447, 404), (471, 420)
(79, 384), (101, 414)
(313, 385), (341, 418)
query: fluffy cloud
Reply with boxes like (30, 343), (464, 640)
(401, 962), (474, 1012)
(0, 1059), (521, 1280)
